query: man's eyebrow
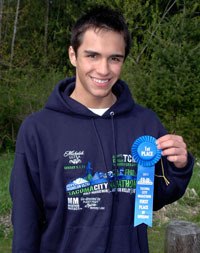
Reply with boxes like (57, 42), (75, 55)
(84, 50), (100, 55)
(84, 50), (124, 58)
(110, 54), (125, 58)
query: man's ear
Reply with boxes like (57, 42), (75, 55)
(68, 46), (77, 67)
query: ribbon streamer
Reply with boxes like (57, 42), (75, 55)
(131, 135), (162, 227)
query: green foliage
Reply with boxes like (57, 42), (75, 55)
(0, 68), (64, 150)
(0, 0), (199, 154)
(123, 2), (200, 155)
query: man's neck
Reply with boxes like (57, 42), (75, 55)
(70, 91), (117, 109)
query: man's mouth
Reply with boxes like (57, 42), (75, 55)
(92, 77), (110, 84)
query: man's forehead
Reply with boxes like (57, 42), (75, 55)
(78, 28), (125, 54)
(83, 27), (123, 38)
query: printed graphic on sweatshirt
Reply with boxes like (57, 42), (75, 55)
(65, 157), (137, 211)
(63, 150), (84, 165)
(113, 153), (136, 167)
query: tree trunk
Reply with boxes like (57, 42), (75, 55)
(44, 0), (49, 59)
(10, 0), (20, 66)
(165, 220), (200, 253)
(0, 0), (4, 44)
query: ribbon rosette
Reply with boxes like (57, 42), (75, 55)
(131, 135), (162, 227)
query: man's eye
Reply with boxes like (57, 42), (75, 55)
(113, 57), (119, 61)
(111, 57), (121, 62)
(87, 54), (96, 58)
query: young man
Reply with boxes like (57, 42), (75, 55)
(10, 6), (194, 253)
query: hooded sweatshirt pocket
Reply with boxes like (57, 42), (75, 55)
(63, 226), (109, 253)
(62, 225), (144, 253)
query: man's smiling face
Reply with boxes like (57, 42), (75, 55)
(69, 28), (125, 108)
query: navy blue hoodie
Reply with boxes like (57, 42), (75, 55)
(10, 77), (194, 253)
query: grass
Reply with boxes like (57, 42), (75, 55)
(0, 225), (12, 253)
(0, 153), (199, 253)
(0, 152), (13, 215)
(0, 239), (12, 253)
(0, 152), (13, 252)
(148, 224), (166, 253)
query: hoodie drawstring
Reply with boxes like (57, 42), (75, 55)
(91, 118), (108, 172)
(91, 111), (118, 191)
(110, 111), (118, 191)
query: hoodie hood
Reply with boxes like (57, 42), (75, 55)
(45, 77), (135, 117)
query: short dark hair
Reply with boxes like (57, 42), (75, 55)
(70, 6), (131, 59)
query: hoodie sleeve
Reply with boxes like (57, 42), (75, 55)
(153, 152), (194, 211)
(144, 110), (195, 211)
(10, 118), (45, 252)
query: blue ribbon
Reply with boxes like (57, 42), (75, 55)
(131, 135), (161, 227)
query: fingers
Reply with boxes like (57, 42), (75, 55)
(156, 134), (188, 168)
(156, 134), (186, 149)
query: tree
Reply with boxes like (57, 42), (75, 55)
(10, 0), (20, 66)
(0, 0), (199, 154)
(44, 0), (50, 60)
(0, 0), (4, 44)
(123, 1), (200, 154)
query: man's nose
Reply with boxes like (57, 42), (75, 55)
(97, 59), (109, 75)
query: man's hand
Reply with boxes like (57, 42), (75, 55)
(156, 134), (188, 168)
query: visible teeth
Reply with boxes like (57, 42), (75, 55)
(93, 78), (109, 83)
